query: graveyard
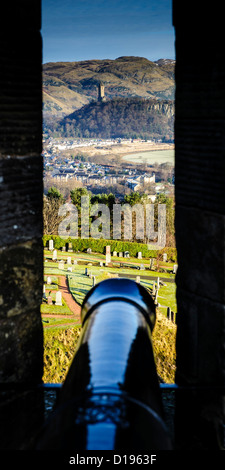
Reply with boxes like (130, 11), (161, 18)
(41, 240), (177, 383)
(42, 240), (177, 327)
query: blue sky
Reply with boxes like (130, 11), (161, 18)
(42, 0), (175, 64)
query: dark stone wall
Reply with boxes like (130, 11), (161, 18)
(0, 1), (44, 448)
(173, 2), (225, 448)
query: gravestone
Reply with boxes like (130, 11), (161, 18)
(87, 248), (92, 254)
(52, 249), (57, 261)
(99, 261), (103, 267)
(157, 277), (160, 289)
(140, 264), (145, 270)
(58, 261), (64, 270)
(55, 291), (62, 306)
(68, 242), (73, 252)
(67, 257), (71, 265)
(113, 251), (117, 257)
(73, 259), (77, 265)
(105, 245), (111, 264)
(173, 264), (178, 274)
(47, 276), (51, 285)
(163, 253), (167, 262)
(150, 258), (155, 270)
(47, 295), (52, 305)
(136, 275), (140, 283)
(92, 276), (96, 286)
(137, 252), (142, 259)
(85, 268), (88, 275)
(67, 267), (72, 272)
(124, 251), (129, 258)
(49, 239), (54, 251)
(62, 246), (66, 252)
(119, 252), (123, 257)
(167, 307), (171, 320)
(152, 281), (156, 296)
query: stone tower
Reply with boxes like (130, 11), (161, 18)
(98, 81), (106, 102)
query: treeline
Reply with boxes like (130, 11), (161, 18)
(44, 98), (174, 141)
(43, 187), (176, 248)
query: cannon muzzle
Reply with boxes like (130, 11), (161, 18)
(36, 278), (172, 450)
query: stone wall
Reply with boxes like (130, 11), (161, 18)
(0, 1), (44, 448)
(173, 1), (225, 448)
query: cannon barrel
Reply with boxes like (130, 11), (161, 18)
(36, 278), (172, 450)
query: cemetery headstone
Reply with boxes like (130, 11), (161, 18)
(87, 248), (92, 254)
(68, 242), (73, 252)
(113, 251), (117, 257)
(136, 275), (140, 283)
(58, 261), (64, 270)
(47, 295), (52, 305)
(119, 252), (123, 257)
(85, 268), (88, 275)
(92, 276), (96, 286)
(49, 239), (54, 251)
(163, 253), (167, 262)
(167, 307), (171, 320)
(47, 276), (51, 285)
(73, 259), (77, 265)
(173, 264), (178, 274)
(137, 252), (142, 259)
(152, 281), (156, 296)
(52, 249), (57, 261)
(55, 291), (62, 306)
(67, 267), (72, 272)
(67, 257), (71, 265)
(105, 245), (111, 264)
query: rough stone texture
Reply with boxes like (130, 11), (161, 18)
(0, 0), (43, 449)
(174, 1), (225, 448)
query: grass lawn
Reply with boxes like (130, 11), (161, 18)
(43, 250), (177, 316)
(42, 317), (81, 329)
(41, 301), (72, 315)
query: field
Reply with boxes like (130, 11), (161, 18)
(41, 248), (177, 383)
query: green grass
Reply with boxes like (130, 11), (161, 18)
(42, 317), (81, 328)
(41, 302), (72, 315)
(67, 272), (93, 305)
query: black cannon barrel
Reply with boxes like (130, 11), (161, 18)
(36, 278), (172, 450)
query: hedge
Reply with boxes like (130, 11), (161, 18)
(43, 235), (177, 261)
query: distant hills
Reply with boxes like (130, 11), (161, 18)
(43, 56), (175, 140)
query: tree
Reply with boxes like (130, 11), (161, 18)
(43, 196), (65, 235)
(47, 187), (64, 202)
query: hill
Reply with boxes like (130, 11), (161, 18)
(59, 97), (174, 141)
(43, 56), (175, 120)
